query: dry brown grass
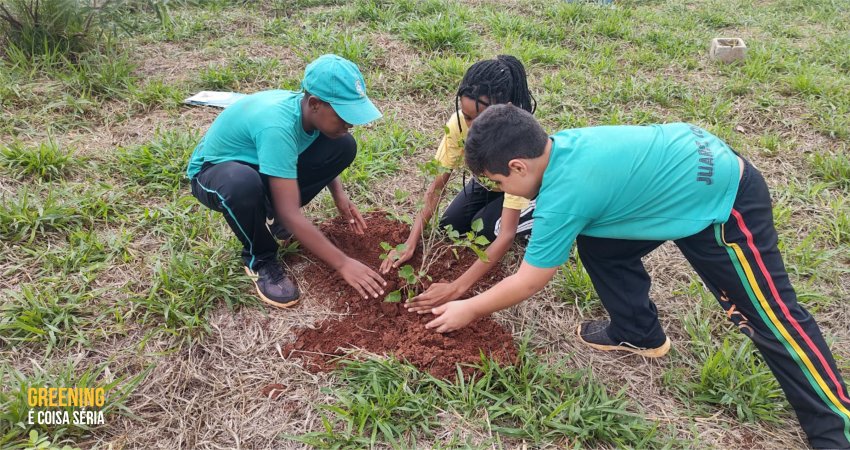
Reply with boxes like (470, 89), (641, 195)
(2, 0), (848, 449)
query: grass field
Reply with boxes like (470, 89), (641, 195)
(1, 0), (849, 448)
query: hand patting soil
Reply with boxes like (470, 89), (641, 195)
(283, 213), (518, 379)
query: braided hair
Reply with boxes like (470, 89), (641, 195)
(455, 55), (536, 132)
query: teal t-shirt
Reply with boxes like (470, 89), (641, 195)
(524, 123), (740, 269)
(186, 90), (319, 179)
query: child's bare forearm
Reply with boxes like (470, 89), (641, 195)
(281, 210), (348, 269)
(466, 262), (557, 317)
(407, 172), (451, 244)
(327, 176), (345, 201)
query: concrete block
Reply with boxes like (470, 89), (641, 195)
(709, 37), (747, 63)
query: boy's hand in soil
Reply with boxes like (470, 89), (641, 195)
(335, 195), (367, 235)
(424, 262), (558, 333)
(379, 242), (415, 274)
(406, 282), (462, 312)
(425, 301), (477, 333)
(338, 257), (386, 299)
(329, 177), (367, 235)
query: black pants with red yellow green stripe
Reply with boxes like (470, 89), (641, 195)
(576, 159), (850, 449)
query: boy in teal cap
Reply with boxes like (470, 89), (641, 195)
(416, 104), (850, 449)
(187, 54), (386, 308)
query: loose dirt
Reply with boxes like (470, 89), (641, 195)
(283, 213), (518, 380)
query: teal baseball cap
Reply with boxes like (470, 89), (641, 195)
(301, 54), (382, 126)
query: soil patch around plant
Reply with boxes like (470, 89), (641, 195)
(283, 213), (518, 380)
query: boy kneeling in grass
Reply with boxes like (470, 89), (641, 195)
(415, 104), (850, 449)
(186, 54), (386, 308)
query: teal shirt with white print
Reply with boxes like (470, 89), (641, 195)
(186, 90), (319, 179)
(524, 123), (740, 269)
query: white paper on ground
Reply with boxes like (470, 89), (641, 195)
(183, 91), (247, 108)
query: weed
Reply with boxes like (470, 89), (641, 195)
(810, 150), (850, 190)
(674, 280), (789, 423)
(403, 14), (477, 55)
(132, 79), (185, 111)
(62, 48), (138, 99)
(344, 117), (426, 193)
(137, 245), (255, 344)
(823, 199), (850, 246)
(114, 129), (199, 194)
(407, 55), (471, 96)
(554, 252), (598, 313)
(198, 65), (237, 90)
(0, 0), (101, 59)
(288, 357), (440, 447)
(686, 338), (787, 423)
(0, 284), (95, 354)
(38, 228), (133, 279)
(0, 138), (76, 181)
(0, 189), (84, 243)
(292, 343), (661, 447)
(0, 359), (150, 447)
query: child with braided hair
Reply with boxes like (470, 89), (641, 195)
(380, 55), (537, 310)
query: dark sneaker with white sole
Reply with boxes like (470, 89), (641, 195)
(265, 216), (293, 242)
(577, 319), (671, 358)
(245, 261), (299, 308)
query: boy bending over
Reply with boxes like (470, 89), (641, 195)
(416, 104), (850, 449)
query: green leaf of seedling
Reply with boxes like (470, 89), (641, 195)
(474, 235), (490, 246)
(380, 241), (392, 251)
(471, 218), (484, 233)
(384, 290), (402, 303)
(472, 247), (490, 263)
(398, 264), (414, 277)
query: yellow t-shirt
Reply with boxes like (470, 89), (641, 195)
(433, 112), (531, 211)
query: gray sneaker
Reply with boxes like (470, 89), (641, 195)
(576, 320), (671, 358)
(245, 261), (299, 308)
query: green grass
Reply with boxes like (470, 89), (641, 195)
(403, 14), (477, 55)
(672, 281), (788, 424)
(0, 138), (77, 181)
(810, 151), (850, 190)
(553, 252), (599, 313)
(134, 242), (256, 344)
(344, 117), (429, 195)
(0, 284), (97, 355)
(113, 130), (198, 195)
(406, 55), (472, 97)
(132, 79), (186, 111)
(1, 0), (848, 447)
(0, 359), (150, 448)
(0, 189), (84, 243)
(292, 342), (665, 448)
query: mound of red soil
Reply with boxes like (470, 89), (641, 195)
(283, 213), (518, 379)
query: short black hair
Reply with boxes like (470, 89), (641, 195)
(464, 104), (548, 176)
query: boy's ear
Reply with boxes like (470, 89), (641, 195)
(306, 95), (321, 112)
(507, 159), (528, 174)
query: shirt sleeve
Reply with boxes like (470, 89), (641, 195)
(502, 194), (531, 211)
(254, 127), (299, 178)
(434, 112), (466, 169)
(523, 212), (590, 268)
